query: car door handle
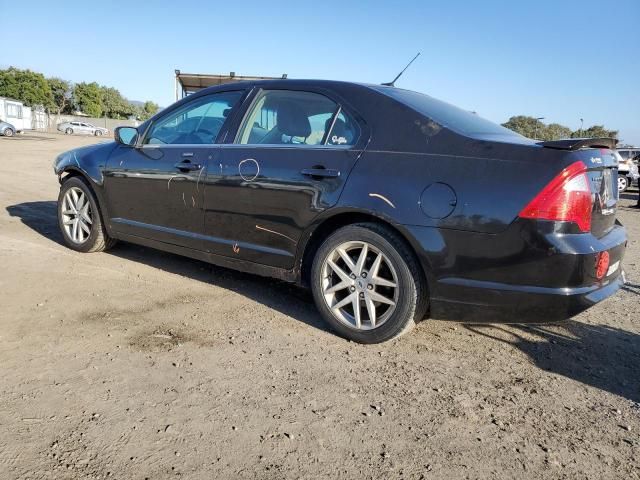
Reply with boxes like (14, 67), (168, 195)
(301, 168), (340, 178)
(174, 160), (202, 171)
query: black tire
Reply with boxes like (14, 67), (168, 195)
(95, 130), (103, 136)
(3, 128), (14, 137)
(66, 128), (73, 135)
(311, 223), (428, 343)
(57, 176), (116, 253)
(618, 176), (629, 192)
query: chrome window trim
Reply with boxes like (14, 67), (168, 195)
(232, 88), (360, 150)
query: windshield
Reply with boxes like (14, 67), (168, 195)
(612, 151), (624, 163)
(373, 86), (525, 139)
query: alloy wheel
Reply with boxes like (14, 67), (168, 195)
(61, 187), (93, 244)
(321, 241), (399, 330)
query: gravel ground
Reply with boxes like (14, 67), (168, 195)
(0, 133), (638, 480)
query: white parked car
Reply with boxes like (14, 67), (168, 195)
(57, 121), (109, 136)
(614, 150), (639, 192)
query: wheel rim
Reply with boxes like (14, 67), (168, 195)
(61, 187), (93, 244)
(618, 176), (627, 191)
(5, 129), (13, 137)
(321, 241), (399, 330)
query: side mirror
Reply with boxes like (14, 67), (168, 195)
(114, 126), (138, 146)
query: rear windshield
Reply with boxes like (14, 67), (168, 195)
(373, 86), (523, 139)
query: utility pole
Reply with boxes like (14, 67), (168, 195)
(534, 117), (545, 140)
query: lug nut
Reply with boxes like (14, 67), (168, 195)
(350, 286), (356, 292)
(361, 272), (367, 278)
(350, 273), (356, 279)
(359, 292), (364, 298)
(367, 284), (373, 290)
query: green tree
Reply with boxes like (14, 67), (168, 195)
(543, 123), (572, 141)
(139, 101), (159, 120)
(503, 116), (617, 141)
(100, 86), (133, 119)
(47, 77), (72, 115)
(0, 67), (54, 109)
(73, 82), (103, 117)
(502, 116), (547, 139)
(571, 125), (618, 139)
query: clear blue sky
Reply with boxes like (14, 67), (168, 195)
(2, 0), (639, 144)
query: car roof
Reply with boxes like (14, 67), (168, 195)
(191, 78), (382, 97)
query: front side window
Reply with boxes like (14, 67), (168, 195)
(144, 91), (243, 145)
(237, 90), (358, 146)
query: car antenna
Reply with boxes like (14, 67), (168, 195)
(382, 52), (421, 87)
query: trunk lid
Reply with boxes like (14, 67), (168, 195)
(582, 149), (619, 238)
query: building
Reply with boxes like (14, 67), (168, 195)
(174, 70), (287, 101)
(0, 97), (33, 132)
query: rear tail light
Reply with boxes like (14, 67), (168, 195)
(595, 251), (610, 280)
(519, 161), (593, 232)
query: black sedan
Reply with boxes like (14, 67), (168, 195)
(53, 79), (627, 343)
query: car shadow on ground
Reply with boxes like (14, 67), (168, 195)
(465, 322), (640, 403)
(7, 201), (640, 399)
(1, 134), (56, 141)
(6, 201), (328, 334)
(621, 281), (640, 296)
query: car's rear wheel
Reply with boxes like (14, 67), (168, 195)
(3, 128), (14, 137)
(311, 223), (427, 343)
(617, 175), (629, 192)
(57, 177), (116, 253)
(65, 127), (73, 135)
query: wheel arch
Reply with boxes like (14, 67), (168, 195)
(58, 167), (112, 230)
(297, 209), (432, 290)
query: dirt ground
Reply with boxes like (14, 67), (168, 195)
(0, 133), (638, 480)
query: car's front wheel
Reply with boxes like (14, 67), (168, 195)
(58, 177), (116, 253)
(311, 223), (427, 343)
(3, 128), (14, 137)
(94, 130), (103, 136)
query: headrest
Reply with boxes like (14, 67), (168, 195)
(277, 101), (311, 137)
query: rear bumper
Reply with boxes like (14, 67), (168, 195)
(405, 220), (627, 323)
(429, 271), (625, 323)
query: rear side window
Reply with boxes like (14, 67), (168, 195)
(374, 86), (522, 138)
(237, 90), (358, 146)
